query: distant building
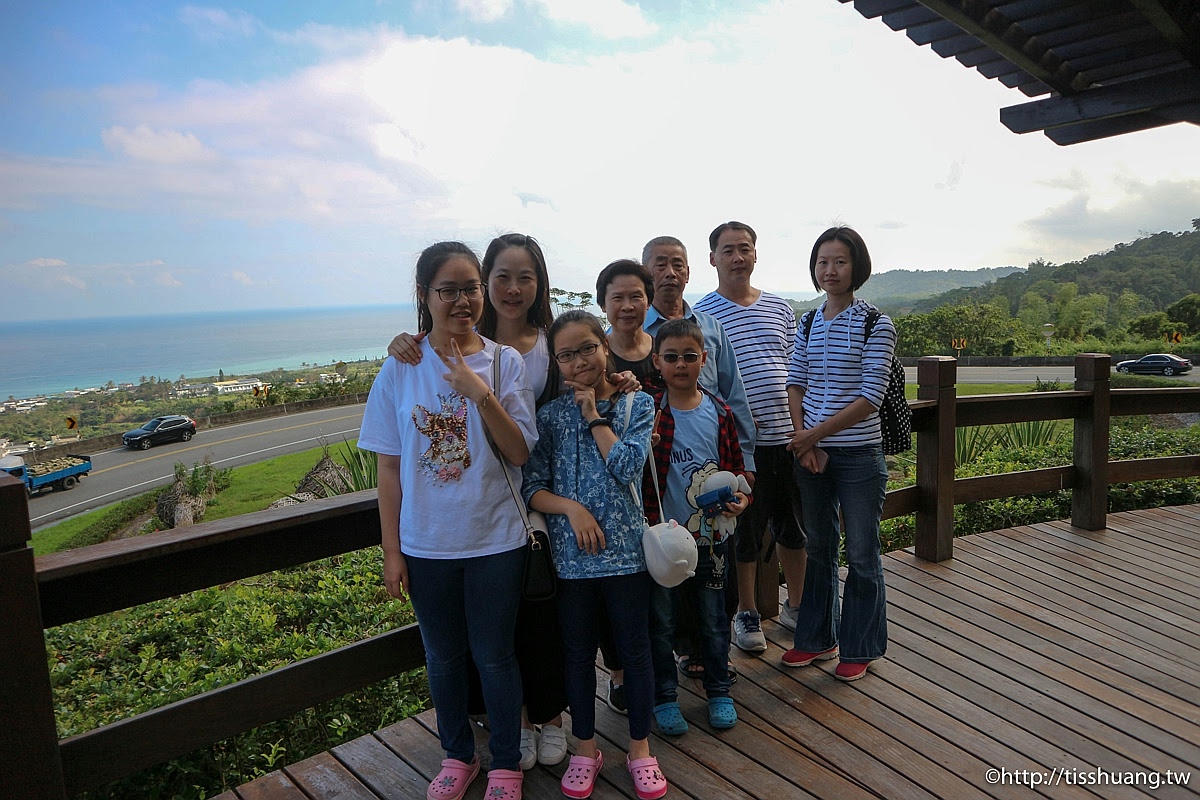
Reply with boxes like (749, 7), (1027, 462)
(318, 373), (346, 385)
(212, 379), (264, 395)
(173, 383), (213, 398)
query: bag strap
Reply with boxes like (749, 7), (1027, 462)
(617, 392), (661, 520)
(483, 345), (535, 538)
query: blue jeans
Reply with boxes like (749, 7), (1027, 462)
(794, 445), (888, 662)
(558, 571), (654, 741)
(406, 546), (524, 770)
(650, 541), (731, 702)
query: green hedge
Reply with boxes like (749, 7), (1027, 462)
(49, 548), (427, 799)
(881, 420), (1200, 552)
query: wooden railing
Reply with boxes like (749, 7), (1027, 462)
(5, 353), (1200, 798)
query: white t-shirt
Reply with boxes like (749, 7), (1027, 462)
(523, 329), (550, 401)
(358, 337), (538, 559)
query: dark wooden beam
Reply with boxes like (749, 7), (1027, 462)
(1001, 66), (1200, 133)
(1043, 105), (1199, 145)
(1127, 0), (1200, 67)
(909, 0), (1083, 93)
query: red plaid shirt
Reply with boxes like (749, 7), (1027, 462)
(643, 387), (749, 525)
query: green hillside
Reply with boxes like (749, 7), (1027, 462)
(787, 265), (1025, 313)
(910, 225), (1200, 314)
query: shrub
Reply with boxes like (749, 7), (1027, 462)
(49, 548), (428, 799)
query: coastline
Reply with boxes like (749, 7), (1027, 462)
(1, 304), (418, 400)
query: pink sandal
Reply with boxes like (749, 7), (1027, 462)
(485, 768), (523, 799)
(427, 757), (479, 800)
(561, 750), (603, 799)
(626, 755), (668, 800)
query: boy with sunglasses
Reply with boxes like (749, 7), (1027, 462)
(643, 318), (751, 734)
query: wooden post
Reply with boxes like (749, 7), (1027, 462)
(916, 357), (957, 562)
(1073, 353), (1110, 531)
(0, 473), (67, 799)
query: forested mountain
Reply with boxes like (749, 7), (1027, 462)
(786, 265), (1025, 312)
(910, 226), (1200, 315)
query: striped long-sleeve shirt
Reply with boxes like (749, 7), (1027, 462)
(693, 290), (797, 447)
(787, 298), (896, 448)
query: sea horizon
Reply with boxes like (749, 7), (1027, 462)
(0, 304), (420, 401)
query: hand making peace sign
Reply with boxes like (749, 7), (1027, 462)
(434, 338), (490, 405)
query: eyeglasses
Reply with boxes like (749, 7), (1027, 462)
(554, 341), (602, 363)
(659, 352), (701, 364)
(425, 283), (484, 303)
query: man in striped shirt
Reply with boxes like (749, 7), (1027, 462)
(694, 221), (807, 654)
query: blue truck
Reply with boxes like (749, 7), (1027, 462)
(0, 453), (92, 496)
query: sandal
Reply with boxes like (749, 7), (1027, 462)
(653, 701), (688, 736)
(626, 755), (669, 800)
(484, 768), (523, 799)
(561, 751), (603, 799)
(708, 696), (737, 729)
(427, 757), (480, 800)
(676, 654), (705, 679)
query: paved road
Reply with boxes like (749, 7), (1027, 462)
(906, 366), (1200, 384)
(29, 404), (365, 530)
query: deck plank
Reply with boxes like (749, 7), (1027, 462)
(218, 506), (1200, 800)
(332, 734), (429, 800)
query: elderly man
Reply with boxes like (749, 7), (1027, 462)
(641, 235), (756, 474)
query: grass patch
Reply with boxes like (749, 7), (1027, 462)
(202, 440), (359, 522)
(33, 440), (357, 554)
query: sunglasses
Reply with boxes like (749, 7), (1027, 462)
(659, 352), (701, 364)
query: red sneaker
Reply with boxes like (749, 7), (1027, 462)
(834, 660), (871, 681)
(781, 646), (838, 668)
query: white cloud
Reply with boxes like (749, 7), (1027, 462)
(58, 274), (87, 290)
(456, 0), (513, 23)
(102, 125), (220, 165)
(180, 6), (259, 39)
(529, 0), (656, 38)
(4, 2), (1197, 319)
(29, 257), (69, 268)
(153, 271), (184, 288)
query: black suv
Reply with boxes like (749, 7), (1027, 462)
(122, 415), (198, 449)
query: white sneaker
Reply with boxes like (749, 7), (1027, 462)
(538, 723), (568, 766)
(779, 599), (799, 632)
(519, 727), (538, 771)
(733, 610), (767, 653)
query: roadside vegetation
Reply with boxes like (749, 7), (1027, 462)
(2, 359), (384, 445)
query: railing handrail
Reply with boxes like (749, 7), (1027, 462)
(9, 353), (1200, 797)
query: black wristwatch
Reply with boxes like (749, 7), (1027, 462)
(588, 417), (612, 431)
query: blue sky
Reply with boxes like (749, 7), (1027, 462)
(2, 1), (1198, 321)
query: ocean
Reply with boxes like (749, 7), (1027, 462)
(0, 305), (420, 400)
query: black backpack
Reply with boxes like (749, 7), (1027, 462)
(801, 306), (912, 455)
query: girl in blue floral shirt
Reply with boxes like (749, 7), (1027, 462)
(522, 309), (667, 800)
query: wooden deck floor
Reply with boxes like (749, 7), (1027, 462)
(214, 507), (1200, 800)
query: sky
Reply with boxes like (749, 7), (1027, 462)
(1, 0), (1198, 322)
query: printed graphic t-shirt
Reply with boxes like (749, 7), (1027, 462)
(662, 395), (724, 544)
(358, 337), (538, 559)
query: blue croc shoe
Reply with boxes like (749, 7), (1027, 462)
(708, 697), (737, 729)
(653, 702), (688, 736)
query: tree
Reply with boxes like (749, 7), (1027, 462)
(219, 369), (225, 380)
(1166, 294), (1200, 334)
(1128, 312), (1171, 340)
(894, 301), (1037, 357)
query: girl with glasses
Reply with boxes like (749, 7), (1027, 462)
(358, 241), (538, 800)
(522, 310), (668, 800)
(386, 234), (572, 769)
